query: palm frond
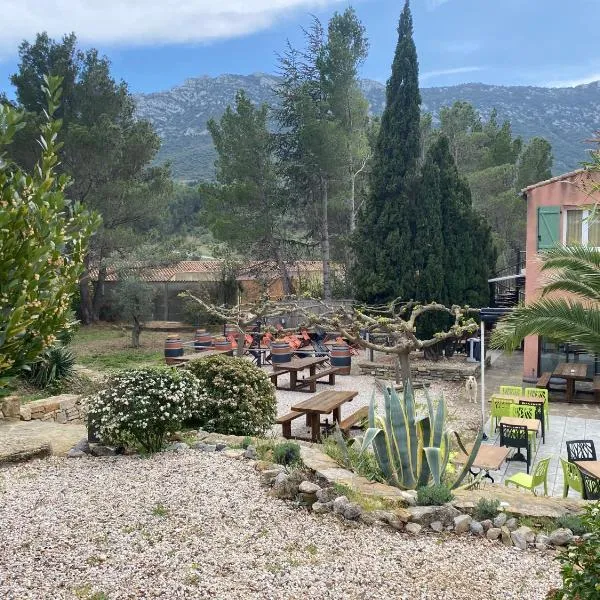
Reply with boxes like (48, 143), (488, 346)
(540, 245), (600, 272)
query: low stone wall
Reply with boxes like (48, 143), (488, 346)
(358, 359), (489, 382)
(19, 394), (83, 424)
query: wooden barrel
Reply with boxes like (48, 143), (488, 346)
(271, 341), (293, 369)
(214, 338), (232, 352)
(164, 335), (184, 365)
(225, 324), (240, 349)
(194, 329), (213, 352)
(330, 343), (351, 375)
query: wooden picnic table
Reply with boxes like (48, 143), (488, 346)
(291, 390), (358, 442)
(455, 445), (511, 483)
(553, 362), (589, 403)
(274, 356), (329, 391)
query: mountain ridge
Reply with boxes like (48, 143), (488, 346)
(134, 73), (600, 181)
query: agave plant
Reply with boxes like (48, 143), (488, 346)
(348, 383), (482, 490)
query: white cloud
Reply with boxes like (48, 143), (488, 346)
(420, 66), (483, 82)
(0, 0), (341, 59)
(544, 72), (600, 87)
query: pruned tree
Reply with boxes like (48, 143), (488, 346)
(114, 278), (157, 348)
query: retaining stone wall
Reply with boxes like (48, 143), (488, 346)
(358, 360), (486, 382)
(19, 394), (83, 424)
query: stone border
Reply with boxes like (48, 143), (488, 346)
(18, 395), (83, 424)
(358, 361), (483, 382)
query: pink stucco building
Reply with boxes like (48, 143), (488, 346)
(521, 168), (600, 382)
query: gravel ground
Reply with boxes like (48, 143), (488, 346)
(0, 452), (560, 600)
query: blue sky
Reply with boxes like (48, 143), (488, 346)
(1, 0), (599, 98)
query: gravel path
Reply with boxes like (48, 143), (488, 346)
(0, 453), (560, 599)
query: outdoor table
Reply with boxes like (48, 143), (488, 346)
(553, 363), (589, 403)
(291, 390), (359, 442)
(455, 445), (511, 483)
(246, 346), (271, 367)
(499, 416), (541, 463)
(274, 356), (329, 391)
(575, 460), (600, 479)
(490, 394), (546, 443)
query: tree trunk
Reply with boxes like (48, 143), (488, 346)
(131, 318), (141, 348)
(274, 248), (293, 295)
(91, 265), (107, 322)
(79, 255), (93, 325)
(350, 174), (356, 233)
(398, 352), (411, 388)
(321, 176), (332, 301)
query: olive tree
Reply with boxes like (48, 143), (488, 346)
(113, 278), (157, 348)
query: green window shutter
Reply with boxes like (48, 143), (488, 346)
(537, 206), (560, 250)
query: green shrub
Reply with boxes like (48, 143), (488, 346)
(241, 436), (253, 449)
(323, 434), (385, 482)
(273, 441), (301, 466)
(416, 484), (454, 506)
(556, 513), (588, 536)
(550, 502), (600, 599)
(185, 355), (276, 436)
(473, 497), (501, 522)
(85, 368), (200, 452)
(25, 344), (75, 389)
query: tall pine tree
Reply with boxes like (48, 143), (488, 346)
(351, 0), (421, 303)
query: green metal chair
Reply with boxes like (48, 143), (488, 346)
(509, 403), (538, 450)
(560, 457), (584, 498)
(490, 396), (513, 436)
(525, 387), (550, 431)
(505, 457), (551, 496)
(499, 385), (523, 396)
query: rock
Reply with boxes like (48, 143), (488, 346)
(90, 445), (117, 457)
(511, 526), (534, 550)
(493, 512), (507, 528)
(260, 469), (283, 486)
(67, 449), (86, 458)
(480, 519), (493, 532)
(360, 512), (378, 525)
(388, 517), (405, 531)
(311, 502), (331, 514)
(298, 481), (321, 495)
(316, 487), (339, 504)
(405, 522), (422, 535)
(197, 429), (210, 440)
(73, 438), (90, 453)
(486, 527), (502, 541)
(165, 442), (189, 452)
(501, 526), (513, 547)
(222, 449), (244, 459)
(408, 504), (460, 527)
(270, 471), (303, 500)
(332, 496), (350, 515)
(372, 510), (395, 524)
(505, 517), (518, 531)
(583, 533), (594, 541)
(453, 514), (472, 534)
(19, 406), (32, 421)
(1, 397), (21, 419)
(343, 503), (362, 521)
(398, 490), (418, 506)
(192, 442), (216, 452)
(549, 528), (574, 546)
(215, 443), (227, 451)
(535, 543), (548, 551)
(536, 533), (550, 546)
(470, 521), (484, 536)
(243, 445), (257, 460)
(430, 521), (444, 533)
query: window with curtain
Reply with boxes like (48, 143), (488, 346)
(589, 213), (600, 247)
(566, 209), (583, 244)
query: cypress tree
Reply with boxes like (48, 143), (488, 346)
(351, 0), (421, 303)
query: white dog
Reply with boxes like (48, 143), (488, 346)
(465, 376), (478, 403)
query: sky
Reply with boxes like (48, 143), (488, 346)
(1, 0), (599, 98)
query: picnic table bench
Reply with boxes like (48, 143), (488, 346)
(272, 356), (333, 392)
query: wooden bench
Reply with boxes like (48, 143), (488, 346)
(536, 372), (552, 389)
(276, 411), (304, 439)
(269, 369), (291, 387)
(297, 367), (341, 393)
(593, 376), (600, 403)
(339, 406), (369, 434)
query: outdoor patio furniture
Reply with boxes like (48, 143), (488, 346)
(290, 390), (359, 442)
(272, 356), (329, 392)
(339, 406), (369, 434)
(454, 445), (511, 483)
(276, 410), (304, 439)
(505, 456), (551, 495)
(499, 422), (532, 473)
(269, 368), (291, 387)
(524, 387), (550, 431)
(536, 372), (552, 389)
(566, 439), (597, 462)
(577, 462), (600, 500)
(490, 396), (513, 435)
(499, 385), (523, 396)
(509, 404), (539, 450)
(552, 363), (589, 403)
(519, 399), (546, 444)
(560, 457), (584, 498)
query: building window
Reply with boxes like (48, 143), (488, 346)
(565, 208), (600, 246)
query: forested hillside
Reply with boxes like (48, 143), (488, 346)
(136, 74), (600, 180)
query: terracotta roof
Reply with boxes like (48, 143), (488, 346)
(89, 260), (324, 283)
(520, 169), (586, 194)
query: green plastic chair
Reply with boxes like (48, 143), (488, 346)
(560, 457), (584, 498)
(490, 396), (513, 436)
(505, 457), (551, 496)
(509, 403), (538, 450)
(500, 385), (523, 396)
(525, 387), (550, 432)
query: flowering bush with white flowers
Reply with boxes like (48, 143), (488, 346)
(186, 355), (276, 436)
(85, 368), (200, 452)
